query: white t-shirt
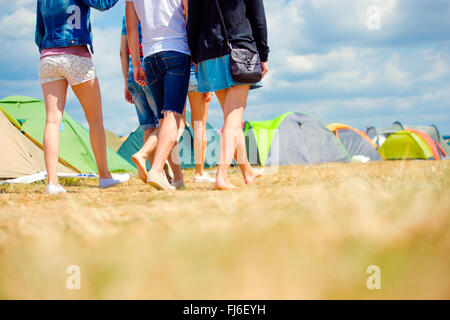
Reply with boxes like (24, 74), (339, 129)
(125, 0), (190, 58)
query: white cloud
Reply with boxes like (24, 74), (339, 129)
(384, 54), (410, 84)
(286, 55), (314, 73)
(0, 7), (35, 38)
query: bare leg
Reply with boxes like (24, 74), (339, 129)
(133, 117), (184, 183)
(215, 88), (262, 185)
(42, 79), (68, 185)
(188, 91), (209, 176)
(132, 127), (158, 182)
(144, 128), (157, 163)
(71, 78), (112, 179)
(167, 145), (183, 181)
(215, 86), (250, 190)
(167, 112), (185, 182)
(149, 111), (183, 175)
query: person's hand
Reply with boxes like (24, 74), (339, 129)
(194, 63), (198, 72)
(203, 92), (213, 103)
(124, 85), (134, 104)
(134, 65), (147, 86)
(261, 61), (269, 78)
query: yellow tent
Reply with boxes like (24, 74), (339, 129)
(0, 110), (75, 178)
(105, 129), (123, 152)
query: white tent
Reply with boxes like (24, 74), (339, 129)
(0, 111), (75, 179)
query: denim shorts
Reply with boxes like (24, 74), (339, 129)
(128, 74), (158, 130)
(143, 51), (191, 119)
(188, 64), (198, 93)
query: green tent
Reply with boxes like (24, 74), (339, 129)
(244, 112), (351, 166)
(379, 130), (447, 160)
(118, 112), (220, 169)
(0, 96), (136, 173)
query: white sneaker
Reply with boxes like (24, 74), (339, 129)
(253, 168), (265, 176)
(171, 179), (185, 190)
(46, 184), (66, 195)
(99, 173), (130, 189)
(147, 171), (175, 190)
(193, 173), (216, 183)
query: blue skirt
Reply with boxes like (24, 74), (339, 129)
(197, 54), (263, 93)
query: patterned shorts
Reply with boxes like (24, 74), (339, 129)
(39, 54), (96, 86)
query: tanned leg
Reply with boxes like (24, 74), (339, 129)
(42, 79), (69, 185)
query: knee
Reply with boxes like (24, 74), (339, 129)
(152, 127), (160, 136)
(145, 128), (158, 137)
(85, 114), (104, 128)
(163, 110), (182, 121)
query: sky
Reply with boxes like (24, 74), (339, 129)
(0, 0), (449, 136)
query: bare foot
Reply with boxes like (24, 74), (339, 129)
(243, 168), (264, 185)
(131, 152), (148, 183)
(215, 177), (238, 190)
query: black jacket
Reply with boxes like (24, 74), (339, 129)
(187, 0), (269, 64)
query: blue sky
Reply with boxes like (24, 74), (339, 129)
(0, 0), (449, 135)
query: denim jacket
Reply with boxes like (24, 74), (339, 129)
(35, 0), (119, 53)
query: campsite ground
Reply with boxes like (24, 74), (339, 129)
(0, 161), (449, 299)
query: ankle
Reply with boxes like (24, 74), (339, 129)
(99, 173), (113, 179)
(241, 164), (253, 175)
(215, 174), (226, 182)
(195, 170), (205, 177)
(135, 151), (147, 159)
(150, 168), (163, 175)
(173, 172), (184, 181)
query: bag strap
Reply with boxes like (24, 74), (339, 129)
(214, 0), (232, 50)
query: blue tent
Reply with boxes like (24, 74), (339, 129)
(118, 113), (220, 169)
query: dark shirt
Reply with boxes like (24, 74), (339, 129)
(187, 0), (269, 64)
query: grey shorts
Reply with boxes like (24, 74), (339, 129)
(39, 54), (96, 86)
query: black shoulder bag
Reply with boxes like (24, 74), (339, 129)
(214, 0), (263, 83)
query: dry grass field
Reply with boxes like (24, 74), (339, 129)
(0, 161), (449, 299)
